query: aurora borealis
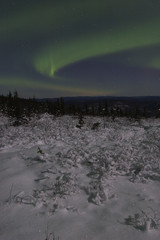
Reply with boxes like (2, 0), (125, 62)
(0, 0), (160, 97)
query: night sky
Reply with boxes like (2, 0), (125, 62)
(0, 0), (160, 97)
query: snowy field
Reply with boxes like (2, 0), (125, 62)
(0, 114), (160, 240)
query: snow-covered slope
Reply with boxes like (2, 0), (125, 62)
(0, 114), (160, 240)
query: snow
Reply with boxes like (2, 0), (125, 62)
(0, 114), (160, 240)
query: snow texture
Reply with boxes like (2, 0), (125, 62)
(0, 114), (160, 240)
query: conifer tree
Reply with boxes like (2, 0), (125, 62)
(91, 104), (95, 116)
(135, 106), (140, 119)
(60, 97), (65, 115)
(104, 101), (109, 116)
(98, 103), (102, 116)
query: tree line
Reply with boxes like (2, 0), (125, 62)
(0, 91), (159, 125)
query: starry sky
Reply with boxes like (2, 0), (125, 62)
(0, 0), (160, 97)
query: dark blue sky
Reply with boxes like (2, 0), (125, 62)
(0, 0), (160, 97)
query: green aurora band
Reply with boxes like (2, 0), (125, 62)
(1, 0), (160, 95)
(34, 17), (160, 77)
(0, 76), (111, 96)
(31, 0), (160, 76)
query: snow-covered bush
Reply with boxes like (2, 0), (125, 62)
(124, 208), (160, 231)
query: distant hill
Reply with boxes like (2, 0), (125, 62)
(37, 96), (160, 117)
(37, 96), (160, 107)
(37, 96), (160, 103)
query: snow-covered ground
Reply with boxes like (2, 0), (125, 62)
(0, 114), (160, 240)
